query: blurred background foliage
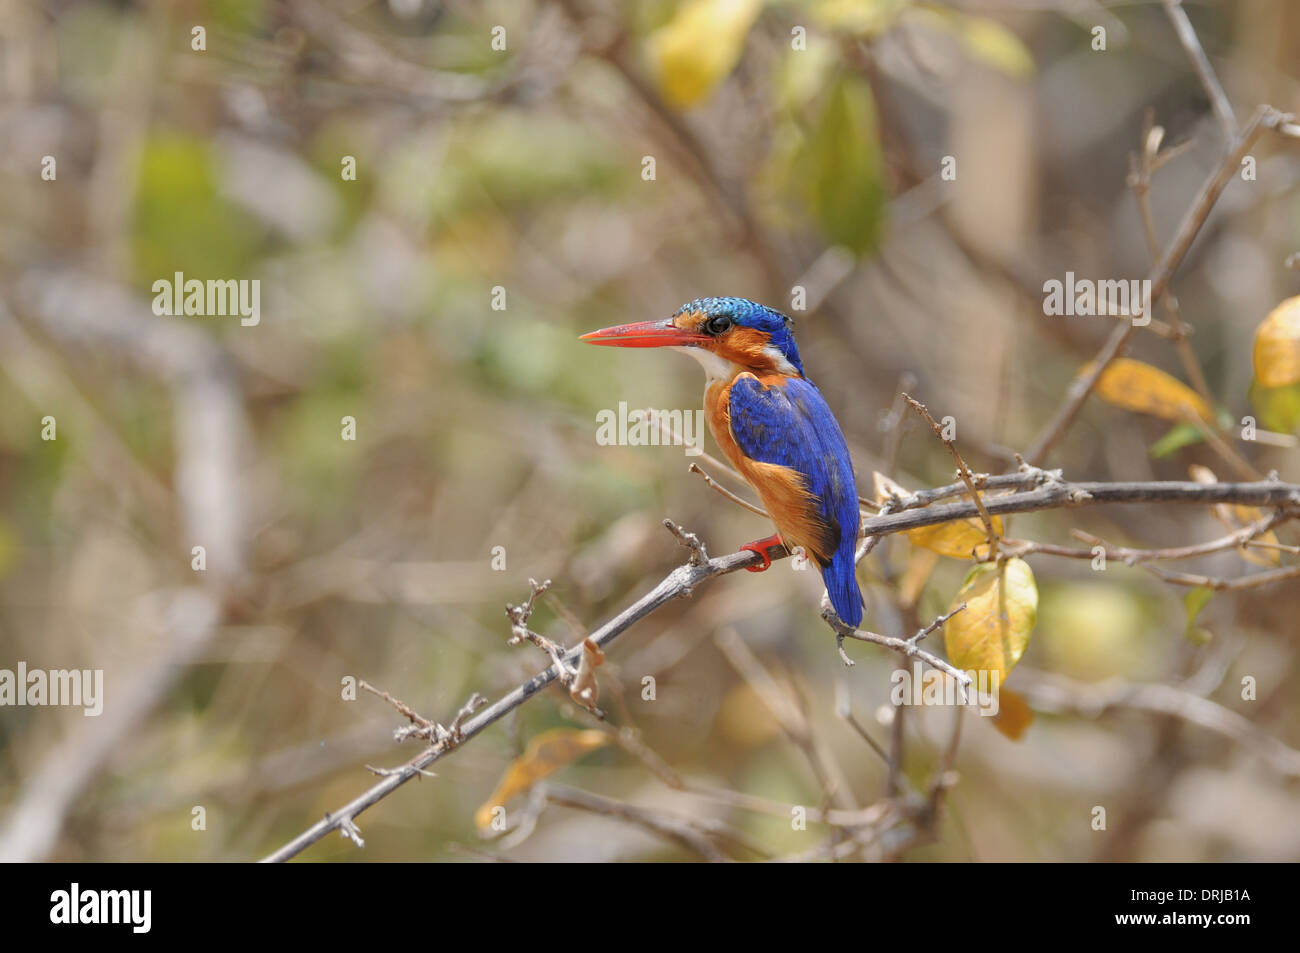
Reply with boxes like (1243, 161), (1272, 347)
(0, 0), (1298, 862)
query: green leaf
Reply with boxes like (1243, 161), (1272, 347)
(131, 133), (264, 289)
(1249, 378), (1300, 433)
(1149, 422), (1206, 458)
(804, 74), (888, 255)
(1183, 586), (1214, 643)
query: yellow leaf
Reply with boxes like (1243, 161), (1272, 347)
(647, 0), (762, 109)
(991, 686), (1034, 741)
(1253, 295), (1300, 388)
(809, 0), (910, 36)
(1087, 358), (1213, 423)
(907, 519), (1002, 560)
(873, 471), (1003, 559)
(944, 558), (1037, 681)
(474, 729), (609, 830)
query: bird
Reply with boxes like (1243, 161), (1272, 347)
(580, 296), (864, 628)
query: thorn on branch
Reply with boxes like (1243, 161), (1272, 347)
(1014, 455), (1065, 487)
(360, 678), (484, 750)
(506, 579), (577, 681)
(450, 692), (488, 743)
(505, 578), (551, 632)
(329, 812), (364, 849)
(664, 518), (710, 566)
(360, 679), (434, 729)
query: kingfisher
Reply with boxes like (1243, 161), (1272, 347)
(581, 296), (864, 628)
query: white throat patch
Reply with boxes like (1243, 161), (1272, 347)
(673, 346), (736, 382)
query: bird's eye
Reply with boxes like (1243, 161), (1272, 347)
(705, 315), (732, 335)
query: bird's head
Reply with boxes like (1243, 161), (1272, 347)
(580, 297), (805, 380)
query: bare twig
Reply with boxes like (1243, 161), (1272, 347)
(1016, 669), (1300, 777)
(714, 628), (858, 811)
(903, 393), (1000, 557)
(689, 462), (768, 517)
(834, 681), (891, 765)
(1143, 562), (1300, 591)
(1160, 0), (1237, 142)
(663, 519), (711, 566)
(543, 784), (748, 862)
(1127, 111), (1216, 407)
(822, 598), (972, 687)
(1005, 510), (1289, 564)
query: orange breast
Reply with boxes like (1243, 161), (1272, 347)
(705, 374), (835, 564)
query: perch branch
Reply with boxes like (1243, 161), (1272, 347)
(262, 474), (1299, 861)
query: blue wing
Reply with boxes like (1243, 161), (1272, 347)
(729, 375), (863, 626)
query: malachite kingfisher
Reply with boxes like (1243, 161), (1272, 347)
(581, 296), (864, 628)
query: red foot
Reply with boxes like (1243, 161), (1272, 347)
(739, 534), (784, 572)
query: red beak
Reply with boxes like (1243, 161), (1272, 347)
(580, 318), (709, 348)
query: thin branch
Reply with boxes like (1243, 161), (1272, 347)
(856, 479), (1300, 538)
(834, 681), (891, 765)
(1016, 669), (1300, 777)
(903, 393), (1000, 558)
(543, 784), (757, 862)
(1005, 510), (1288, 564)
(823, 599), (972, 687)
(1127, 111), (1216, 408)
(689, 462), (768, 518)
(1160, 0), (1237, 142)
(1143, 562), (1300, 591)
(714, 628), (858, 811)
(663, 518), (711, 566)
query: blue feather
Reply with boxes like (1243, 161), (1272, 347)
(728, 375), (863, 627)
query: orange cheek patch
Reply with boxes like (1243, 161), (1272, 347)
(673, 311), (708, 334)
(716, 327), (770, 367)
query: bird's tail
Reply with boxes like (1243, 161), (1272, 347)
(822, 555), (863, 628)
